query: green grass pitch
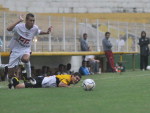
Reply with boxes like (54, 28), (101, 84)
(0, 70), (150, 113)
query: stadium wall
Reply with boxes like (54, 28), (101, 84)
(1, 54), (142, 71)
(1, 56), (82, 72)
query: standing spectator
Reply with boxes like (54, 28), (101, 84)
(79, 60), (91, 76)
(85, 55), (100, 74)
(102, 32), (116, 72)
(139, 31), (149, 71)
(117, 35), (125, 52)
(80, 33), (90, 51)
(0, 38), (3, 51)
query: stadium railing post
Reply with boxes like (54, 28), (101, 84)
(63, 17), (66, 51)
(74, 17), (77, 52)
(3, 12), (6, 52)
(132, 54), (135, 71)
(48, 16), (52, 52)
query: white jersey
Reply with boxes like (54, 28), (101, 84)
(42, 76), (57, 88)
(8, 23), (41, 52)
(85, 55), (95, 61)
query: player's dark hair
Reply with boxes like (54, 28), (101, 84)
(105, 32), (110, 36)
(26, 13), (34, 20)
(73, 72), (82, 78)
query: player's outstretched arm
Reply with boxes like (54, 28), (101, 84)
(39, 26), (52, 35)
(58, 81), (70, 87)
(7, 15), (24, 31)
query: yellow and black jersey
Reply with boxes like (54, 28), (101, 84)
(56, 74), (72, 86)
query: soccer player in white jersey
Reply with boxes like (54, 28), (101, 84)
(7, 13), (52, 88)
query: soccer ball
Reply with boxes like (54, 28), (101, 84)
(147, 66), (150, 70)
(82, 79), (95, 91)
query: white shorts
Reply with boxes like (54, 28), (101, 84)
(42, 76), (57, 88)
(8, 51), (30, 68)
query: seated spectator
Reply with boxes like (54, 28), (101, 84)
(35, 69), (42, 77)
(42, 66), (48, 77)
(79, 60), (91, 76)
(85, 55), (101, 74)
(55, 64), (67, 75)
(66, 63), (73, 74)
(47, 66), (52, 76)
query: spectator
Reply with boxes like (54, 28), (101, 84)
(47, 66), (52, 76)
(138, 31), (149, 71)
(85, 55), (100, 74)
(55, 64), (66, 75)
(117, 35), (125, 52)
(66, 63), (73, 74)
(79, 60), (91, 76)
(80, 33), (90, 51)
(0, 38), (3, 51)
(35, 69), (42, 76)
(102, 32), (116, 72)
(42, 66), (48, 76)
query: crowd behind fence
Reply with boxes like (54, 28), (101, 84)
(0, 12), (149, 53)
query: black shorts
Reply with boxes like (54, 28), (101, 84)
(33, 76), (44, 88)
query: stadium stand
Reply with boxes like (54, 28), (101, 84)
(0, 0), (150, 13)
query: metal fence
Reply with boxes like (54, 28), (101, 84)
(0, 12), (149, 52)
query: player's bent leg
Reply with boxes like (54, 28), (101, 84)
(15, 83), (26, 89)
(24, 62), (31, 78)
(11, 78), (36, 89)
(13, 78), (36, 89)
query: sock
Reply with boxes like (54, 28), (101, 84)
(0, 64), (7, 70)
(21, 67), (28, 82)
(24, 61), (31, 78)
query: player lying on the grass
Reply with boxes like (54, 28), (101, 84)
(9, 72), (81, 89)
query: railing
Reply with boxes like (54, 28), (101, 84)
(0, 12), (149, 53)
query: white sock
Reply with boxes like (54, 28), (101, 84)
(0, 64), (7, 70)
(24, 61), (31, 78)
